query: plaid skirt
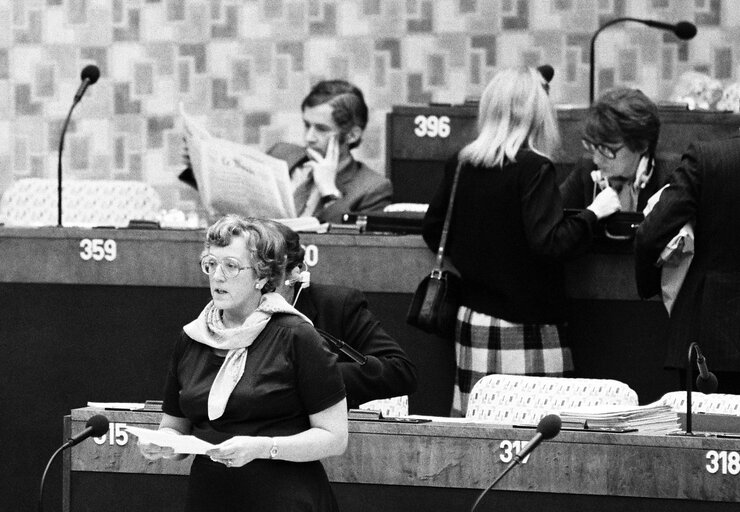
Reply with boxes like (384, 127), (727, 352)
(451, 305), (573, 417)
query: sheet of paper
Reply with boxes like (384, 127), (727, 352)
(124, 426), (216, 455)
(87, 401), (145, 410)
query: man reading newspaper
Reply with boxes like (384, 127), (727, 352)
(180, 79), (392, 224)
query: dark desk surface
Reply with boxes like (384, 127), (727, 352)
(66, 407), (740, 507)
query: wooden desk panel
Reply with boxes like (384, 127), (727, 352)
(0, 227), (641, 299)
(66, 408), (740, 506)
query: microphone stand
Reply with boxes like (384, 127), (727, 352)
(57, 97), (82, 227)
(469, 458), (520, 512)
(685, 341), (712, 435)
(38, 443), (68, 512)
(317, 328), (367, 365)
(589, 18), (689, 103)
(685, 343), (695, 435)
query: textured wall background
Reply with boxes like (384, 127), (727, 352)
(1, 0), (738, 213)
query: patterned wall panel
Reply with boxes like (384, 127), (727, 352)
(1, 0), (740, 214)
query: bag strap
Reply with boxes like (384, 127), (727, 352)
(434, 160), (463, 270)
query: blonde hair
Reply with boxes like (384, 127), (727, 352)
(460, 67), (559, 168)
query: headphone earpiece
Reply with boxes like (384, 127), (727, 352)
(298, 270), (310, 288)
(285, 269), (311, 288)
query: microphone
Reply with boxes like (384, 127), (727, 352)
(696, 353), (719, 394)
(39, 414), (109, 512)
(589, 18), (697, 103)
(641, 20), (697, 40)
(58, 64), (101, 227)
(317, 328), (368, 366)
(685, 342), (717, 435)
(74, 64), (101, 103)
(66, 414), (109, 448)
(470, 414), (561, 512)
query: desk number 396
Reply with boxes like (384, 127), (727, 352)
(706, 450), (740, 475)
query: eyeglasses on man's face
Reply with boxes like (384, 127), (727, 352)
(200, 255), (252, 279)
(581, 139), (625, 160)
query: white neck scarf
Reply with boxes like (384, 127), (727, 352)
(183, 292), (312, 420)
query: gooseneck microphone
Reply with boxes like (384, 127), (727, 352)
(317, 328), (368, 365)
(470, 414), (562, 512)
(589, 18), (697, 103)
(685, 342), (718, 435)
(58, 64), (101, 227)
(74, 64), (101, 103)
(38, 414), (108, 512)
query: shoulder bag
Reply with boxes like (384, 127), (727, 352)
(406, 161), (463, 338)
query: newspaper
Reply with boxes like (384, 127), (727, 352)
(180, 103), (297, 219)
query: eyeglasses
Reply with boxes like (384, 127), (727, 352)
(200, 255), (252, 279)
(581, 139), (625, 160)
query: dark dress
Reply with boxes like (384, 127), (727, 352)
(163, 313), (346, 512)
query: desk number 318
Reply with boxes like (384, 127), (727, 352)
(706, 450), (740, 475)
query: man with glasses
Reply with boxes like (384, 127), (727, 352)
(560, 88), (673, 213)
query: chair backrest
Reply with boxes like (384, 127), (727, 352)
(657, 391), (740, 416)
(0, 178), (162, 228)
(358, 395), (409, 418)
(465, 374), (638, 425)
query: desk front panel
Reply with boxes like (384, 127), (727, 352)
(66, 408), (740, 510)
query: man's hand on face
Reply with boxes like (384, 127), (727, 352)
(305, 134), (342, 197)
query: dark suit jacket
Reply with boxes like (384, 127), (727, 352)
(559, 155), (676, 212)
(295, 283), (418, 408)
(635, 137), (740, 370)
(267, 142), (393, 224)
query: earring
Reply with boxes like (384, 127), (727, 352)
(255, 283), (263, 290)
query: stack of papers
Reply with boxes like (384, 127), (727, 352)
(560, 403), (681, 434)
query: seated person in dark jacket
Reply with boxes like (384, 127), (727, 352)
(267, 80), (393, 223)
(179, 80), (392, 224)
(560, 88), (673, 213)
(269, 220), (418, 409)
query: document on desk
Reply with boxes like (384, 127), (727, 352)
(124, 426), (216, 455)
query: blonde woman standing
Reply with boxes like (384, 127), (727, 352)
(422, 67), (620, 416)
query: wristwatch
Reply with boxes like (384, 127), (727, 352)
(269, 438), (279, 459)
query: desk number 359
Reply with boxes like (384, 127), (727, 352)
(706, 450), (740, 475)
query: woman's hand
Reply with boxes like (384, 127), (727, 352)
(587, 186), (621, 219)
(138, 440), (176, 461)
(206, 436), (270, 468)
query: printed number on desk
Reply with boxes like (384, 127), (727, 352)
(706, 450), (740, 475)
(93, 422), (129, 446)
(414, 115), (450, 138)
(304, 244), (318, 267)
(80, 238), (117, 261)
(499, 440), (531, 464)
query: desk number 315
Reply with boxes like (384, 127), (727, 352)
(706, 450), (740, 475)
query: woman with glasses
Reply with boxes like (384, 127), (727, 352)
(422, 67), (620, 417)
(560, 88), (672, 213)
(137, 215), (347, 511)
